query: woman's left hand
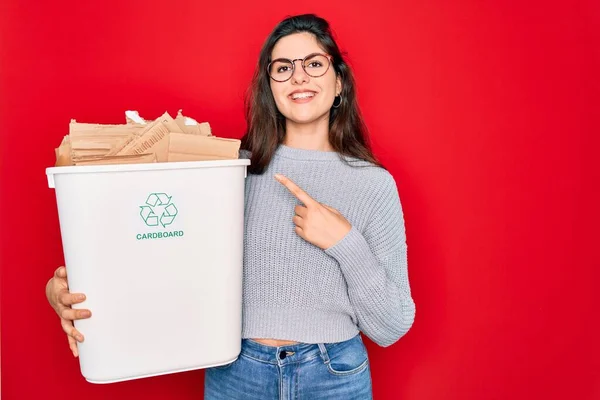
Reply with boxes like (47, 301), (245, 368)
(275, 174), (352, 250)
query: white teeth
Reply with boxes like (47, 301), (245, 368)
(291, 92), (315, 100)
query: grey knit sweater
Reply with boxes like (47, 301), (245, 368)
(241, 144), (415, 347)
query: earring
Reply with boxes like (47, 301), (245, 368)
(332, 95), (343, 109)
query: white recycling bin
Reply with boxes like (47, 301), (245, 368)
(46, 159), (250, 384)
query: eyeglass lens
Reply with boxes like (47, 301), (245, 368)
(269, 54), (330, 81)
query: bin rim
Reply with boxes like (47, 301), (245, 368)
(46, 159), (251, 188)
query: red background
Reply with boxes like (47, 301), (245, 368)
(1, 1), (599, 399)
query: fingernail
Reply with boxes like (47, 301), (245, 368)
(81, 310), (91, 318)
(77, 294), (86, 301)
(274, 174), (282, 180)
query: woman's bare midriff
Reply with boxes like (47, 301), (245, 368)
(251, 338), (299, 347)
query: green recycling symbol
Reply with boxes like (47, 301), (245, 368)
(139, 193), (178, 228)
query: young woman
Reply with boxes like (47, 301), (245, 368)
(45, 14), (416, 399)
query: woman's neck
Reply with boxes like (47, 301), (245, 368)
(283, 115), (333, 152)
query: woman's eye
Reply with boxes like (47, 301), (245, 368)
(277, 66), (290, 73)
(308, 62), (323, 68)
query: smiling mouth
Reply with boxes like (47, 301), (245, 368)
(289, 92), (316, 100)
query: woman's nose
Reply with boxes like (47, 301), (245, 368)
(291, 60), (309, 84)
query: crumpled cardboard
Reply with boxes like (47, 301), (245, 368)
(53, 110), (239, 166)
(175, 110), (211, 136)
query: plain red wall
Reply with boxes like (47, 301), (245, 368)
(1, 1), (599, 399)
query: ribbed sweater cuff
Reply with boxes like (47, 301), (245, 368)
(325, 226), (381, 287)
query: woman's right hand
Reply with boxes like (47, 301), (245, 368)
(46, 266), (91, 357)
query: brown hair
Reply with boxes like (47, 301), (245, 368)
(241, 14), (383, 174)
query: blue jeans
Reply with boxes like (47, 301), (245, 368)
(204, 334), (373, 399)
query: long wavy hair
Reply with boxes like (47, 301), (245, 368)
(241, 14), (383, 174)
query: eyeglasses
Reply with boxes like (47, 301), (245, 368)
(267, 53), (333, 82)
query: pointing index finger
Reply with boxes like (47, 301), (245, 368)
(274, 174), (317, 206)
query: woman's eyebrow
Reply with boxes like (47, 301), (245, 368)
(271, 51), (322, 60)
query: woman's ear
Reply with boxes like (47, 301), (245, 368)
(336, 75), (342, 96)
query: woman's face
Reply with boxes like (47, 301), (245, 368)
(269, 32), (341, 126)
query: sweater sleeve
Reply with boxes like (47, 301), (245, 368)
(324, 173), (415, 347)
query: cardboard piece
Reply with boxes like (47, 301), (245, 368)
(70, 121), (145, 159)
(116, 121), (170, 157)
(168, 133), (240, 161)
(155, 111), (184, 134)
(55, 135), (74, 166)
(175, 110), (211, 136)
(74, 153), (156, 166)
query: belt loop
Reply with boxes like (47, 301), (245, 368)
(317, 343), (330, 364)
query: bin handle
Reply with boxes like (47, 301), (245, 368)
(47, 173), (55, 189)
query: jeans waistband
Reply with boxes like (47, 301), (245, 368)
(241, 339), (328, 366)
